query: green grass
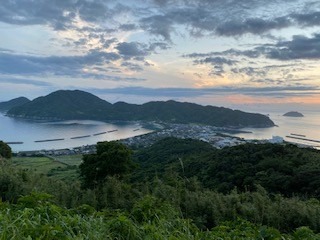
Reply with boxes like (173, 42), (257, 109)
(53, 154), (83, 166)
(12, 155), (81, 181)
(12, 157), (66, 174)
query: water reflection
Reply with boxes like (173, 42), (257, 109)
(0, 115), (152, 151)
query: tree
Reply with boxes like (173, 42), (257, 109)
(0, 141), (12, 159)
(79, 141), (134, 189)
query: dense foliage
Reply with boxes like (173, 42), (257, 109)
(79, 141), (134, 189)
(2, 138), (320, 238)
(0, 140), (12, 159)
(7, 90), (274, 127)
(133, 138), (320, 197)
(2, 192), (319, 239)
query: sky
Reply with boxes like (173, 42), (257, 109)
(1, 0), (320, 110)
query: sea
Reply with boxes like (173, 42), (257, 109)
(0, 114), (153, 152)
(1, 108), (319, 152)
(230, 108), (320, 149)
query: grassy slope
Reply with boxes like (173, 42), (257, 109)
(12, 155), (82, 180)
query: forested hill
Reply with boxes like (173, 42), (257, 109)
(7, 90), (112, 120)
(7, 90), (275, 127)
(133, 137), (320, 197)
(0, 97), (30, 112)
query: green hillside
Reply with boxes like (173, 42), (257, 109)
(133, 138), (320, 197)
(2, 139), (320, 238)
(7, 89), (275, 127)
(7, 90), (111, 120)
(0, 97), (30, 111)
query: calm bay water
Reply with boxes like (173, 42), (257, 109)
(1, 109), (320, 151)
(0, 114), (152, 152)
(232, 110), (320, 148)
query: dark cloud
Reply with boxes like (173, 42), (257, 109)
(0, 0), (75, 29)
(0, 78), (53, 87)
(267, 34), (320, 60)
(194, 57), (237, 66)
(116, 41), (169, 60)
(119, 24), (138, 31)
(140, 15), (173, 41)
(186, 33), (320, 65)
(0, 0), (113, 29)
(216, 17), (291, 36)
(116, 42), (149, 58)
(186, 55), (238, 76)
(0, 0), (318, 44)
(121, 62), (144, 72)
(0, 50), (120, 77)
(148, 42), (170, 51)
(139, 0), (316, 40)
(291, 11), (320, 27)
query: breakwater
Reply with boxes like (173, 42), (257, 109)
(6, 142), (24, 144)
(290, 133), (306, 138)
(70, 135), (91, 139)
(93, 132), (107, 136)
(35, 138), (65, 143)
(286, 135), (320, 144)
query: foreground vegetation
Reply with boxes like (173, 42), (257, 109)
(1, 192), (319, 239)
(2, 138), (320, 239)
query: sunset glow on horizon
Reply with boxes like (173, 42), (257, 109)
(0, 0), (319, 108)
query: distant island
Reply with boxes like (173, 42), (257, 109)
(4, 90), (275, 128)
(283, 111), (304, 117)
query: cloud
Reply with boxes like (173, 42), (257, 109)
(116, 42), (149, 58)
(138, 0), (318, 41)
(140, 15), (174, 41)
(216, 17), (291, 36)
(193, 57), (237, 66)
(0, 0), (114, 29)
(121, 62), (144, 72)
(1, 0), (318, 45)
(267, 34), (320, 60)
(88, 85), (320, 99)
(291, 11), (320, 27)
(187, 33), (320, 63)
(115, 41), (170, 60)
(119, 23), (137, 31)
(185, 55), (238, 76)
(0, 50), (121, 77)
(0, 77), (53, 87)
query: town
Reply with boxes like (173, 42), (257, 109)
(14, 123), (284, 157)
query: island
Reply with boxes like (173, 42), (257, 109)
(5, 90), (275, 128)
(283, 111), (304, 117)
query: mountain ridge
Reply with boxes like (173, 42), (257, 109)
(7, 90), (275, 127)
(0, 97), (30, 112)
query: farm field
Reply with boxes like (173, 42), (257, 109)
(12, 155), (82, 180)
